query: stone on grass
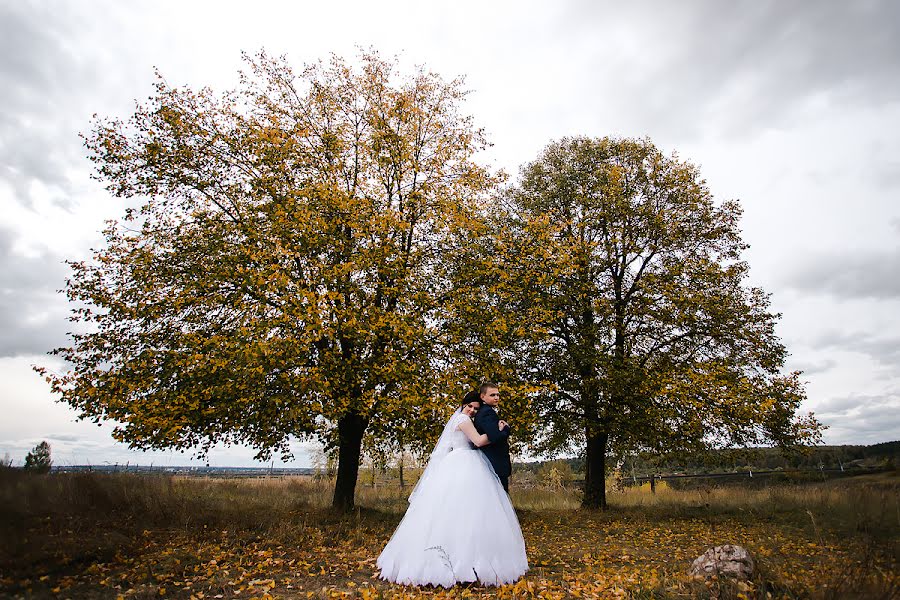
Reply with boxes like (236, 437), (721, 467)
(689, 544), (755, 580)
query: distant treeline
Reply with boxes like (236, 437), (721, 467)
(29, 441), (900, 479)
(518, 441), (899, 476)
(51, 465), (317, 477)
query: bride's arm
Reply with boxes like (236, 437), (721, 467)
(458, 419), (490, 447)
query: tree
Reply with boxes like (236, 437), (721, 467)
(24, 441), (52, 474)
(538, 459), (574, 489)
(36, 51), (494, 510)
(494, 137), (822, 509)
(310, 444), (337, 480)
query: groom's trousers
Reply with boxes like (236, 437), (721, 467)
(499, 475), (509, 493)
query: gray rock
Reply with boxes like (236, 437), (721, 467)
(689, 544), (755, 580)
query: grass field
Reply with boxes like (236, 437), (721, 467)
(0, 468), (897, 599)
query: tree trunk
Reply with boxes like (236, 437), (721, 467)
(332, 412), (367, 511)
(582, 429), (609, 509)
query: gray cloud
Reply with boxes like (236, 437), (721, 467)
(0, 226), (70, 357)
(782, 247), (900, 300)
(872, 159), (900, 189)
(815, 391), (900, 444)
(0, 2), (85, 208)
(816, 393), (881, 415)
(45, 433), (82, 442)
(812, 330), (900, 372)
(0, 1), (146, 211)
(787, 357), (837, 376)
(561, 0), (900, 139)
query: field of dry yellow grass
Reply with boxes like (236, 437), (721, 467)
(0, 468), (896, 599)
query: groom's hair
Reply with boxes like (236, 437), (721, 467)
(479, 381), (499, 394)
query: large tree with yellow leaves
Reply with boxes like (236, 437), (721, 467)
(37, 52), (494, 510)
(492, 137), (822, 509)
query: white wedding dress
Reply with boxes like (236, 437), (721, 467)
(377, 411), (528, 588)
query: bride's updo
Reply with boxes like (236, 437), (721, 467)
(461, 390), (481, 406)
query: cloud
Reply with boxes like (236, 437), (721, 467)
(815, 391), (900, 445)
(44, 433), (83, 443)
(871, 158), (900, 189)
(0, 226), (71, 357)
(0, 1), (151, 212)
(782, 246), (900, 300)
(809, 330), (900, 375)
(0, 2), (87, 209)
(560, 0), (900, 139)
(787, 357), (837, 376)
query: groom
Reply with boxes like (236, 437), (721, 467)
(474, 381), (512, 492)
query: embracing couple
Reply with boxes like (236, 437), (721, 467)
(376, 382), (529, 588)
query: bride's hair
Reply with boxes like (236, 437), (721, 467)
(461, 390), (481, 406)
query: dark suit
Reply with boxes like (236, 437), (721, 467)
(474, 404), (511, 492)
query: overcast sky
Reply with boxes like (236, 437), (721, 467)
(1, 0), (898, 468)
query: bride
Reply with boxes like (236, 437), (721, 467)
(377, 391), (529, 588)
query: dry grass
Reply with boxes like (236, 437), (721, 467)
(610, 473), (900, 548)
(0, 468), (897, 599)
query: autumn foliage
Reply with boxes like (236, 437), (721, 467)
(38, 51), (495, 509)
(37, 51), (822, 511)
(479, 137), (823, 508)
